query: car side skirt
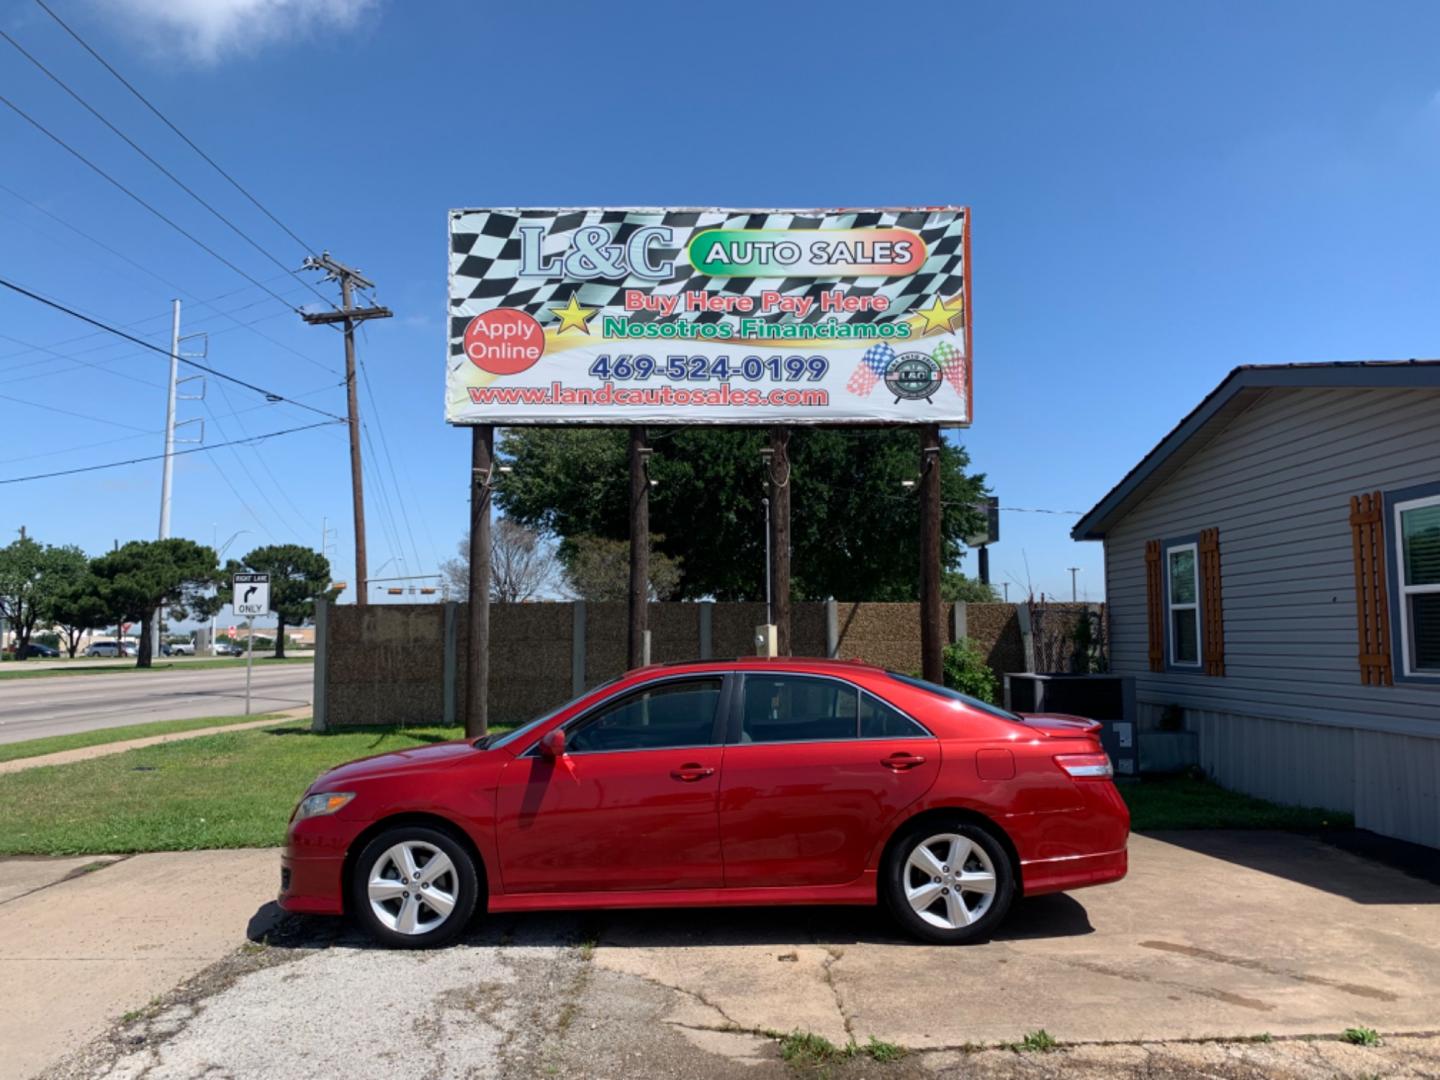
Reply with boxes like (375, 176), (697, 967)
(487, 872), (878, 913)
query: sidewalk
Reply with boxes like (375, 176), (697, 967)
(0, 707), (312, 776)
(0, 849), (277, 1080)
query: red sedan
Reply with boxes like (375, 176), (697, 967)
(280, 659), (1128, 947)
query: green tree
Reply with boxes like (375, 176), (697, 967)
(563, 535), (683, 601)
(942, 571), (999, 602)
(216, 544), (331, 658)
(48, 573), (111, 658)
(0, 538), (88, 660)
(495, 428), (988, 601)
(88, 539), (220, 668)
(942, 638), (1000, 704)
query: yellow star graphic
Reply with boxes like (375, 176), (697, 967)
(548, 294), (597, 335)
(913, 295), (964, 336)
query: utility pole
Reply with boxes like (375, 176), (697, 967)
(158, 300), (180, 540)
(765, 426), (791, 654)
(628, 427), (651, 668)
(919, 426), (943, 684)
(466, 427), (493, 737)
(1068, 566), (1081, 602)
(151, 300), (180, 660)
(301, 252), (392, 608)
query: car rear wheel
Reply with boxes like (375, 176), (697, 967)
(350, 826), (479, 948)
(883, 821), (1014, 944)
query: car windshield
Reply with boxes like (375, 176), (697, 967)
(478, 679), (620, 751)
(886, 672), (1024, 723)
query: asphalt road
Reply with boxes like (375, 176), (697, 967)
(0, 664), (314, 745)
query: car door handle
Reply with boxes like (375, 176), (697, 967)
(670, 764), (715, 782)
(882, 752), (927, 771)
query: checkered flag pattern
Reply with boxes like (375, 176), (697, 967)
(449, 208), (968, 365)
(847, 343), (896, 396)
(931, 341), (966, 397)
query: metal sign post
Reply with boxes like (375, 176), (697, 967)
(232, 573), (271, 717)
(245, 617), (254, 715)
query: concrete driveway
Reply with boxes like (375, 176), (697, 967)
(12, 832), (1440, 1079)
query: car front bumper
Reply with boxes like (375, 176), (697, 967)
(277, 817), (363, 916)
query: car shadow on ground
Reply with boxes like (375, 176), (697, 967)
(1143, 828), (1440, 903)
(247, 891), (1093, 952)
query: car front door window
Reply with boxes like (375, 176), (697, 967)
(566, 679), (722, 753)
(740, 675), (857, 743)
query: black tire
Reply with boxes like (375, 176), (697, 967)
(350, 825), (481, 949)
(883, 819), (1015, 945)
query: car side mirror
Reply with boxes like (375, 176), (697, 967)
(539, 728), (566, 760)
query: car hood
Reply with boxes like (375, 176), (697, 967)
(309, 739), (478, 790)
(1016, 712), (1103, 738)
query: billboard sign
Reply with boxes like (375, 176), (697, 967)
(447, 207), (970, 426)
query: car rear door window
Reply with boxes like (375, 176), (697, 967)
(565, 678), (722, 754)
(859, 693), (929, 738)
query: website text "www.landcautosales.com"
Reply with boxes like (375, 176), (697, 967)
(466, 382), (830, 408)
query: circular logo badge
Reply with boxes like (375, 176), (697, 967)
(884, 352), (942, 401)
(463, 309), (545, 375)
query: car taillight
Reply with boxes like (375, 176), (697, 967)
(1054, 752), (1113, 779)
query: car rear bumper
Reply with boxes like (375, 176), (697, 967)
(1020, 846), (1127, 896)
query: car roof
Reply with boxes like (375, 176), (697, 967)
(625, 656), (888, 677)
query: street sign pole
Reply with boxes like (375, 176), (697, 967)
(245, 617), (254, 715)
(232, 572), (270, 716)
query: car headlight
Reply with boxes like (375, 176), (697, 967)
(294, 791), (355, 821)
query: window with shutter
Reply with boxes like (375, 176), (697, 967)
(1199, 528), (1226, 676)
(1388, 485), (1440, 680)
(1349, 491), (1394, 686)
(1145, 540), (1163, 672)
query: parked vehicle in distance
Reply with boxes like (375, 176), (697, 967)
(84, 640), (128, 658)
(213, 642), (243, 657)
(170, 641), (195, 656)
(280, 658), (1129, 948)
(3, 642), (60, 658)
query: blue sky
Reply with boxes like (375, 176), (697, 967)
(2, 0), (1437, 604)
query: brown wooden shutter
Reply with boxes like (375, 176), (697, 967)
(1199, 527), (1226, 676)
(1145, 539), (1164, 672)
(1349, 492), (1394, 686)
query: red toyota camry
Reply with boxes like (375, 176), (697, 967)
(280, 658), (1128, 947)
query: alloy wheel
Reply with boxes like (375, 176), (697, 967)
(366, 840), (459, 936)
(902, 832), (998, 930)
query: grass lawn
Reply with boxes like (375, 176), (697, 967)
(0, 714), (287, 765)
(0, 656), (313, 681)
(1122, 775), (1351, 831)
(0, 726), (1345, 856)
(0, 722), (505, 856)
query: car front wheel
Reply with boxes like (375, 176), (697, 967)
(883, 821), (1015, 944)
(350, 826), (479, 948)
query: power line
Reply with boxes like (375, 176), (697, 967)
(0, 26), (337, 314)
(0, 420), (342, 485)
(209, 376), (317, 537)
(357, 347), (425, 576)
(35, 0), (319, 259)
(0, 390), (152, 431)
(0, 89), (305, 317)
(0, 275), (346, 422)
(0, 382), (342, 466)
(0, 182), (340, 375)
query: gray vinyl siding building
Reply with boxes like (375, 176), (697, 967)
(1074, 363), (1440, 848)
